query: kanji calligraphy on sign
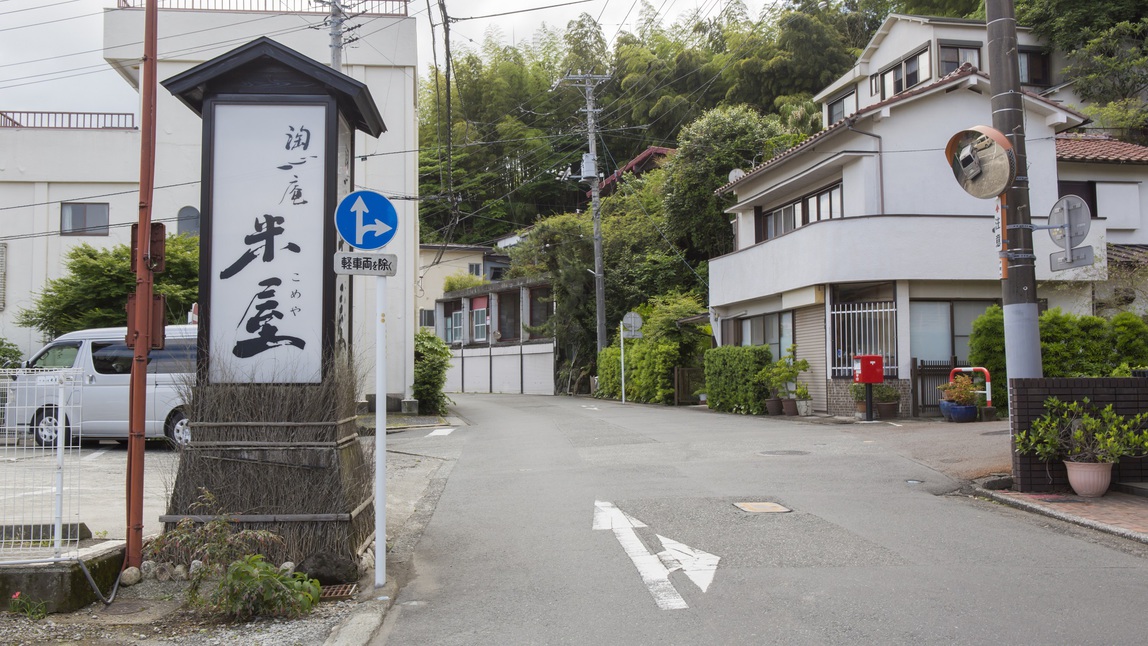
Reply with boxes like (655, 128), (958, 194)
(209, 103), (326, 383)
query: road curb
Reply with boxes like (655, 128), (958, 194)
(323, 578), (398, 646)
(975, 486), (1148, 545)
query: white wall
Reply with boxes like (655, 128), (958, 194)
(1059, 161), (1148, 244)
(0, 126), (143, 357)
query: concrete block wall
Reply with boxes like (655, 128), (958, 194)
(826, 379), (910, 417)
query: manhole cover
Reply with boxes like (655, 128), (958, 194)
(981, 430), (1009, 436)
(103, 600), (148, 615)
(734, 502), (792, 513)
(757, 450), (810, 457)
(320, 583), (358, 601)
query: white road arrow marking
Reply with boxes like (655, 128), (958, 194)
(352, 195), (393, 245)
(655, 534), (720, 593)
(592, 500), (720, 610)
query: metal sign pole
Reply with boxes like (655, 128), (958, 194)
(375, 275), (387, 590)
(620, 321), (626, 404)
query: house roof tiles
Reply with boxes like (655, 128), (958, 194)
(1056, 134), (1148, 164)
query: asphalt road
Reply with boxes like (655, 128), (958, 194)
(376, 394), (1148, 646)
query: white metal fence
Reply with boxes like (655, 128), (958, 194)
(1, 368), (85, 563)
(830, 301), (899, 378)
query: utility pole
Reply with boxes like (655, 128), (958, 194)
(987, 0), (1042, 379)
(329, 0), (345, 70)
(559, 72), (611, 355)
(125, 0), (158, 569)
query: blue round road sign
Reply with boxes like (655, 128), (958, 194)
(334, 190), (398, 250)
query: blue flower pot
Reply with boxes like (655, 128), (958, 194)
(938, 399), (953, 421)
(949, 404), (978, 423)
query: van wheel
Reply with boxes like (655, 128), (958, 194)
(32, 407), (71, 447)
(165, 410), (191, 448)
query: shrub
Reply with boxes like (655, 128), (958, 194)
(703, 345), (772, 414)
(442, 272), (488, 293)
(199, 554), (320, 621)
(145, 490), (285, 568)
(850, 382), (899, 403)
(967, 304), (1006, 406)
(1111, 312), (1148, 367)
(596, 341), (678, 404)
(413, 328), (452, 415)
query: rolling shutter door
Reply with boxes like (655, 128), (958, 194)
(795, 306), (827, 412)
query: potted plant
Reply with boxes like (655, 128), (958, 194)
(873, 384), (900, 419)
(753, 363), (785, 415)
(794, 382), (813, 416)
(774, 345), (809, 416)
(1014, 397), (1148, 497)
(937, 375), (978, 422)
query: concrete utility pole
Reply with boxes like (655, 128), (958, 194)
(559, 72), (611, 355)
(987, 0), (1042, 379)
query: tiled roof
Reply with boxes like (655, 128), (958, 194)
(1108, 244), (1148, 265)
(1056, 134), (1148, 164)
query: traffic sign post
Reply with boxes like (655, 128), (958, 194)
(334, 190), (396, 590)
(620, 312), (643, 403)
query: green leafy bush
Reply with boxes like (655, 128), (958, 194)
(703, 345), (773, 414)
(442, 272), (488, 293)
(596, 341), (678, 404)
(969, 306), (1148, 406)
(1111, 312), (1148, 367)
(413, 328), (452, 415)
(199, 554), (320, 621)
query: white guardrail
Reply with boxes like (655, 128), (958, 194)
(1, 368), (85, 563)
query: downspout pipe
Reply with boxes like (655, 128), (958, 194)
(846, 118), (885, 215)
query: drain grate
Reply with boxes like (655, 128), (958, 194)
(757, 450), (810, 457)
(320, 583), (358, 601)
(734, 502), (792, 513)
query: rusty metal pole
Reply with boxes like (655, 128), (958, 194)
(126, 0), (159, 569)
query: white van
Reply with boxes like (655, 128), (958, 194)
(3, 325), (196, 446)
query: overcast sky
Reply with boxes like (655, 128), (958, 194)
(0, 1), (769, 114)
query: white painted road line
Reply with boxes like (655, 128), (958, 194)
(82, 449), (108, 461)
(593, 500), (721, 610)
(426, 428), (454, 437)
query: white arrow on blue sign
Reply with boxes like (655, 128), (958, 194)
(334, 190), (398, 250)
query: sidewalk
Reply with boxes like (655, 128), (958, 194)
(977, 487), (1148, 544)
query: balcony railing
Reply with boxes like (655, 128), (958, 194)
(0, 111), (136, 130)
(116, 0), (408, 15)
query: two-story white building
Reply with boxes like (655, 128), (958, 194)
(0, 1), (417, 408)
(710, 14), (1146, 417)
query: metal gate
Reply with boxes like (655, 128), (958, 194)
(911, 358), (969, 417)
(674, 367), (704, 405)
(1, 368), (85, 564)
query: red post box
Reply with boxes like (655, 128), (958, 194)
(853, 355), (884, 384)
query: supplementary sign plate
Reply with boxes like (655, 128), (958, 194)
(334, 252), (397, 276)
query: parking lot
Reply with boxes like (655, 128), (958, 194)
(1, 438), (179, 541)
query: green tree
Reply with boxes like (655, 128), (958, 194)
(0, 336), (22, 367)
(1016, 0), (1148, 52)
(16, 236), (199, 338)
(663, 105), (787, 263)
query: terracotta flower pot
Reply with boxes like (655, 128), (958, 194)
(781, 398), (798, 416)
(1065, 461), (1113, 498)
(875, 401), (899, 419)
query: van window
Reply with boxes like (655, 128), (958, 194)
(91, 342), (135, 375)
(148, 338), (196, 374)
(29, 342), (81, 368)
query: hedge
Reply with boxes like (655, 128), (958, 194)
(596, 340), (678, 404)
(702, 345), (773, 414)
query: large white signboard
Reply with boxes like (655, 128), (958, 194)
(209, 103), (326, 383)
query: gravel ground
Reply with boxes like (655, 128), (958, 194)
(0, 577), (363, 645)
